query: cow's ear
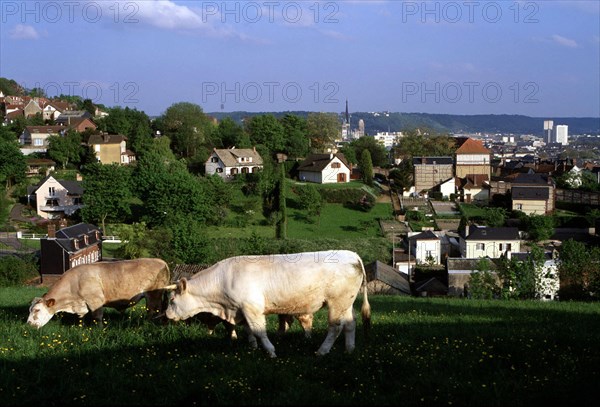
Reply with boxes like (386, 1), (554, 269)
(178, 278), (187, 293)
(45, 298), (56, 307)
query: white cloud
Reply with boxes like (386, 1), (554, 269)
(552, 34), (579, 48)
(9, 24), (40, 40)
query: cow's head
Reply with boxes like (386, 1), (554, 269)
(164, 278), (195, 321)
(27, 297), (56, 329)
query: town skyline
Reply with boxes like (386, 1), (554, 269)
(1, 1), (599, 117)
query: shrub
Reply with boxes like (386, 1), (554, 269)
(0, 255), (39, 286)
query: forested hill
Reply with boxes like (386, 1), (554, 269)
(208, 111), (600, 136)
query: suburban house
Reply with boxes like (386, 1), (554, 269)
(460, 225), (521, 259)
(510, 173), (555, 215)
(67, 117), (97, 133)
(454, 137), (492, 179)
(55, 110), (93, 125)
(297, 153), (351, 184)
(39, 223), (103, 283)
(407, 230), (443, 266)
(19, 125), (67, 155)
(412, 156), (454, 196)
(87, 133), (136, 165)
(23, 98), (43, 118)
(456, 174), (490, 203)
(28, 175), (84, 220)
(205, 147), (263, 179)
(365, 260), (412, 295)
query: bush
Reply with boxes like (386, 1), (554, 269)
(0, 255), (39, 286)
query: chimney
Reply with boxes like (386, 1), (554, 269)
(47, 223), (56, 238)
(329, 153), (333, 160)
(103, 134), (109, 143)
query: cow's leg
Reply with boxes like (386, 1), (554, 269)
(243, 324), (258, 349)
(243, 306), (276, 358)
(277, 315), (293, 335)
(316, 306), (354, 356)
(297, 314), (313, 338)
(144, 290), (164, 317)
(89, 307), (104, 325)
(224, 322), (238, 340)
(342, 307), (357, 353)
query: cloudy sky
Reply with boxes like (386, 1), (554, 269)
(1, 0), (598, 117)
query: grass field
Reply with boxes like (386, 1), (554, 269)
(2, 287), (599, 406)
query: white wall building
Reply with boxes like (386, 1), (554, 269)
(553, 125), (568, 145)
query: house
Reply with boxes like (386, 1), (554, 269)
(55, 110), (93, 125)
(87, 133), (135, 165)
(407, 230), (442, 266)
(39, 223), (102, 283)
(23, 98), (42, 118)
(460, 225), (521, 259)
(454, 137), (492, 179)
(19, 125), (67, 155)
(27, 175), (84, 220)
(412, 156), (454, 196)
(446, 257), (502, 297)
(456, 174), (490, 203)
(297, 153), (351, 184)
(511, 173), (555, 215)
(414, 277), (448, 297)
(205, 147), (263, 179)
(364, 260), (412, 295)
(67, 117), (97, 133)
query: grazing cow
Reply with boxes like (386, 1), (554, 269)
(164, 250), (371, 358)
(27, 258), (171, 329)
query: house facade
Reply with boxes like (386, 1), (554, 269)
(408, 230), (442, 265)
(460, 225), (521, 259)
(40, 223), (102, 281)
(205, 147), (263, 179)
(454, 138), (492, 179)
(87, 133), (135, 165)
(19, 125), (67, 155)
(510, 173), (555, 215)
(412, 156), (454, 195)
(456, 174), (490, 203)
(28, 176), (84, 220)
(297, 153), (351, 184)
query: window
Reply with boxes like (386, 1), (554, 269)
(33, 138), (44, 146)
(216, 168), (223, 173)
(48, 187), (55, 196)
(331, 162), (341, 169)
(499, 243), (503, 251)
(476, 243), (485, 251)
(516, 203), (523, 210)
(211, 157), (218, 163)
(506, 243), (512, 251)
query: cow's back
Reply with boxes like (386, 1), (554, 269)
(96, 258), (170, 300)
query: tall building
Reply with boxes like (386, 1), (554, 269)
(553, 125), (568, 145)
(341, 99), (351, 140)
(543, 120), (553, 144)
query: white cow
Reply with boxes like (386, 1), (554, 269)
(27, 258), (171, 328)
(164, 250), (371, 358)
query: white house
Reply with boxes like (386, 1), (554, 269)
(407, 230), (442, 265)
(205, 147), (263, 179)
(28, 176), (84, 220)
(511, 251), (560, 301)
(460, 225), (521, 259)
(297, 153), (351, 184)
(19, 126), (67, 155)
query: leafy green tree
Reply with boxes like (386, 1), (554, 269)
(526, 214), (554, 242)
(95, 106), (153, 155)
(0, 126), (17, 142)
(82, 99), (96, 117)
(388, 160), (413, 193)
(484, 207), (506, 227)
(245, 114), (285, 153)
(0, 139), (27, 189)
(360, 149), (374, 186)
(47, 130), (83, 169)
(81, 162), (133, 232)
(160, 102), (215, 159)
(558, 239), (600, 300)
(214, 117), (247, 148)
(276, 162), (287, 239)
(351, 136), (389, 167)
(280, 114), (309, 158)
(296, 184), (323, 224)
(497, 246), (544, 299)
(306, 112), (339, 152)
(467, 257), (499, 299)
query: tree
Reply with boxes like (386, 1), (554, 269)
(245, 114), (285, 153)
(160, 102), (215, 159)
(95, 106), (153, 155)
(497, 246), (544, 299)
(0, 138), (27, 189)
(558, 239), (600, 300)
(82, 98), (96, 117)
(81, 162), (133, 232)
(276, 162), (287, 239)
(484, 207), (506, 227)
(47, 130), (83, 169)
(360, 149), (374, 186)
(388, 160), (413, 193)
(306, 112), (339, 152)
(526, 214), (554, 242)
(214, 117), (247, 149)
(467, 257), (499, 299)
(296, 184), (323, 224)
(351, 136), (389, 167)
(280, 114), (309, 158)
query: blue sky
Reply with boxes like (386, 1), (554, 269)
(1, 0), (599, 117)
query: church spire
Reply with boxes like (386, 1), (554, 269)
(345, 99), (349, 124)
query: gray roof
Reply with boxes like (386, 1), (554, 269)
(414, 277), (447, 293)
(513, 173), (551, 185)
(212, 148), (263, 167)
(511, 186), (549, 200)
(409, 230), (439, 241)
(52, 223), (102, 253)
(30, 176), (83, 195)
(465, 226), (520, 240)
(365, 260), (411, 295)
(297, 153), (350, 173)
(447, 257), (502, 273)
(87, 134), (127, 145)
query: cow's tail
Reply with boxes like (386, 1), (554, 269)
(357, 254), (371, 338)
